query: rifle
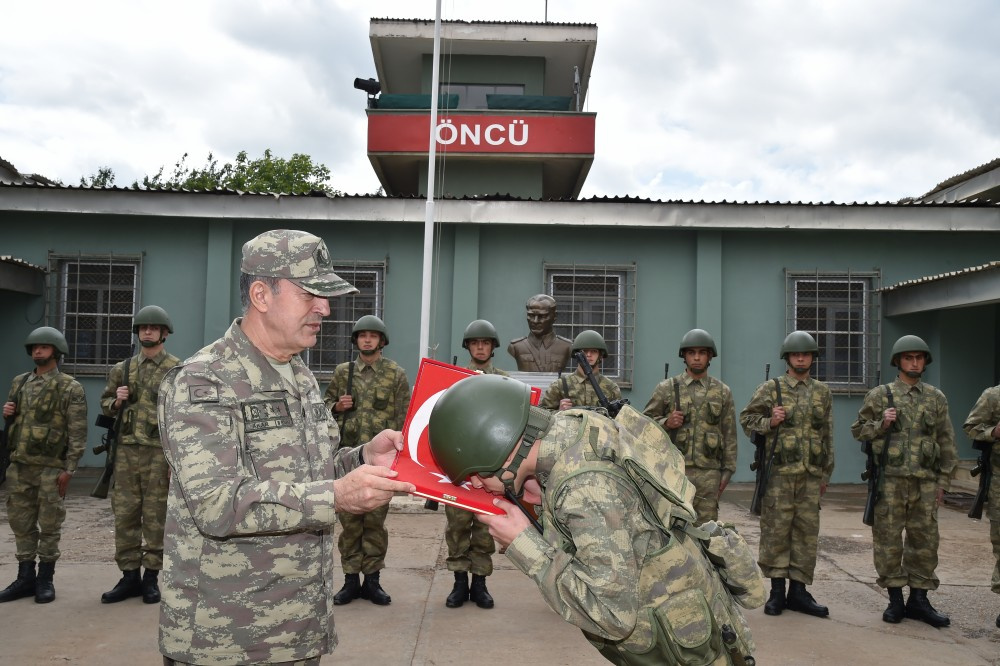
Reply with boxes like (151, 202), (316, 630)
(91, 349), (133, 499)
(0, 372), (32, 487)
(339, 360), (356, 428)
(749, 366), (781, 517)
(571, 350), (629, 418)
(968, 439), (993, 520)
(664, 363), (669, 380)
(862, 381), (893, 527)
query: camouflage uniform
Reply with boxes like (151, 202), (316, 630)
(851, 378), (956, 590)
(740, 374), (834, 585)
(643, 373), (738, 523)
(5, 368), (87, 563)
(100, 349), (179, 571)
(963, 385), (1000, 597)
(324, 356), (409, 575)
(540, 369), (621, 411)
(158, 319), (365, 665)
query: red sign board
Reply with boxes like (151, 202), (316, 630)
(368, 113), (595, 155)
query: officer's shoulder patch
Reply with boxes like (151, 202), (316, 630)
(509, 336), (527, 344)
(188, 384), (220, 403)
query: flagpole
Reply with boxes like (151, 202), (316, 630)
(419, 0), (443, 360)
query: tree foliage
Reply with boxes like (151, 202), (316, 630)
(139, 149), (341, 194)
(79, 166), (117, 188)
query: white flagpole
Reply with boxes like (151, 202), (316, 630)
(419, 0), (443, 360)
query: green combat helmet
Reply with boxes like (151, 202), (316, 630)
(352, 314), (389, 346)
(428, 374), (551, 496)
(780, 331), (819, 359)
(24, 326), (70, 358)
(890, 335), (932, 367)
(678, 328), (718, 358)
(572, 329), (608, 358)
(461, 319), (500, 350)
(133, 305), (174, 334)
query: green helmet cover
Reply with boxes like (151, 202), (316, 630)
(678, 328), (718, 358)
(24, 326), (69, 357)
(352, 314), (388, 346)
(891, 335), (932, 367)
(780, 331), (819, 359)
(133, 305), (174, 334)
(572, 329), (608, 358)
(462, 319), (500, 349)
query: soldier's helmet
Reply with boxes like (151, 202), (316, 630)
(133, 305), (174, 334)
(780, 331), (819, 359)
(24, 326), (69, 358)
(429, 374), (550, 483)
(572, 329), (608, 358)
(462, 319), (500, 350)
(352, 314), (389, 346)
(678, 328), (718, 359)
(890, 335), (932, 367)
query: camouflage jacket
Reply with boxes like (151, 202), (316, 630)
(7, 368), (87, 472)
(157, 319), (364, 665)
(540, 369), (621, 411)
(324, 355), (410, 448)
(464, 361), (508, 376)
(850, 378), (956, 488)
(963, 385), (1000, 519)
(100, 349), (179, 447)
(643, 373), (738, 473)
(740, 374), (835, 484)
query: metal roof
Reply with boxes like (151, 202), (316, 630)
(880, 260), (1000, 316)
(880, 260), (1000, 293)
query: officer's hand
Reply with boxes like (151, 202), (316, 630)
(363, 429), (405, 468)
(991, 423), (1000, 440)
(558, 398), (573, 411)
(882, 407), (897, 430)
(2, 401), (15, 418)
(335, 395), (354, 413)
(769, 406), (786, 428)
(666, 410), (685, 430)
(56, 471), (72, 498)
(477, 498), (530, 548)
(115, 386), (130, 406)
(333, 466), (414, 514)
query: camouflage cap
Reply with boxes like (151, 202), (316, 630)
(240, 229), (358, 297)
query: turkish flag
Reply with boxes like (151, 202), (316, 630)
(393, 358), (540, 515)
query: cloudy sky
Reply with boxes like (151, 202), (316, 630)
(2, 0), (998, 203)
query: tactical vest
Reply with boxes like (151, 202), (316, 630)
(544, 405), (762, 666)
(9, 371), (75, 462)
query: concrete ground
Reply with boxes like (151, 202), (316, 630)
(1, 476), (998, 665)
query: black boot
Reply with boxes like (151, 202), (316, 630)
(333, 573), (361, 605)
(445, 572), (469, 608)
(764, 578), (786, 616)
(995, 612), (999, 629)
(360, 571), (391, 605)
(904, 588), (950, 628)
(786, 580), (829, 618)
(142, 569), (161, 604)
(101, 569), (142, 604)
(470, 574), (494, 609)
(882, 587), (904, 624)
(0, 561), (36, 603)
(34, 561), (55, 604)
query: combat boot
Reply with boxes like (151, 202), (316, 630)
(101, 569), (142, 603)
(360, 571), (391, 605)
(882, 587), (904, 623)
(333, 573), (361, 605)
(0, 561), (36, 602)
(786, 580), (829, 618)
(469, 574), (494, 609)
(904, 588), (950, 628)
(141, 569), (161, 604)
(445, 571), (469, 608)
(995, 612), (999, 628)
(35, 561), (56, 604)
(763, 578), (786, 616)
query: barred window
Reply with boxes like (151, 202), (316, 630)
(306, 260), (386, 377)
(544, 263), (636, 387)
(47, 253), (142, 375)
(786, 269), (880, 394)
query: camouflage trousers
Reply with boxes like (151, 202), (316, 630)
(686, 467), (722, 525)
(112, 444), (170, 570)
(336, 504), (389, 574)
(990, 519), (999, 595)
(164, 657), (319, 665)
(444, 505), (495, 576)
(872, 476), (940, 590)
(5, 462), (66, 562)
(758, 471), (821, 584)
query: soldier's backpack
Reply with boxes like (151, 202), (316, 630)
(546, 405), (764, 666)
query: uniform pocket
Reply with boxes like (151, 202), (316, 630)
(693, 431), (721, 468)
(654, 588), (724, 665)
(703, 400), (722, 426)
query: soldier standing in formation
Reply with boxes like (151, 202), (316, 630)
(325, 315), (411, 606)
(442, 319), (504, 610)
(740, 331), (833, 619)
(851, 335), (956, 627)
(507, 294), (573, 372)
(98, 306), (179, 605)
(0, 327), (87, 604)
(540, 329), (621, 411)
(643, 329), (737, 524)
(963, 382), (1000, 629)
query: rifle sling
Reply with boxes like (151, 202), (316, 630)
(762, 378), (783, 480)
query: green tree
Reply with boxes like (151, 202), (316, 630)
(80, 166), (116, 188)
(137, 149), (341, 194)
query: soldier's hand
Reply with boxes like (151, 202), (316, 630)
(558, 398), (573, 411)
(935, 487), (944, 506)
(666, 410), (685, 429)
(2, 401), (15, 418)
(56, 471), (72, 498)
(769, 406), (786, 428)
(882, 407), (897, 430)
(335, 394), (354, 412)
(115, 385), (129, 406)
(363, 429), (405, 468)
(477, 497), (530, 548)
(333, 466), (414, 514)
(991, 423), (1000, 440)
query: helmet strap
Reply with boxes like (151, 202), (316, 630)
(499, 406), (552, 498)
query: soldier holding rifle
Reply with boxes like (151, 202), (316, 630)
(963, 382), (1000, 629)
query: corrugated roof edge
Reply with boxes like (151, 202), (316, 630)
(880, 260), (1000, 292)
